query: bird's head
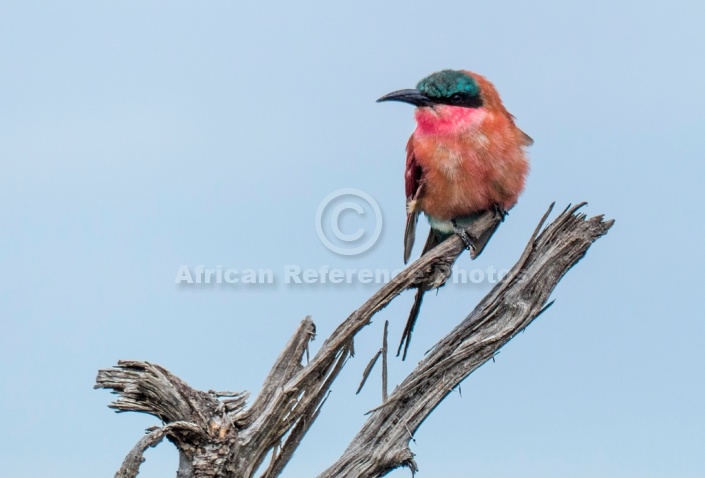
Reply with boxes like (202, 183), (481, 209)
(378, 69), (498, 135)
(377, 69), (484, 109)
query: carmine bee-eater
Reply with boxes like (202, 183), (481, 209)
(377, 69), (532, 359)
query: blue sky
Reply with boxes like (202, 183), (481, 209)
(2, 1), (704, 477)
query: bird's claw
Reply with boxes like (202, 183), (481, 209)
(492, 204), (509, 222)
(451, 219), (476, 253)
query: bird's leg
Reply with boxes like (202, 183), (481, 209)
(492, 203), (509, 222)
(451, 219), (476, 253)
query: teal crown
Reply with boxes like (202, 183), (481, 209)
(416, 70), (479, 99)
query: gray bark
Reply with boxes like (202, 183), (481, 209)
(95, 203), (613, 478)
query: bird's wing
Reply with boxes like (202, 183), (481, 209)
(404, 137), (424, 264)
(519, 129), (534, 146)
(509, 113), (534, 147)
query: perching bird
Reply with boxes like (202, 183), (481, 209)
(377, 69), (532, 359)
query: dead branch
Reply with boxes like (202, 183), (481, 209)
(95, 203), (613, 478)
(318, 203), (613, 477)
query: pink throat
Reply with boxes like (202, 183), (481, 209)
(414, 105), (486, 136)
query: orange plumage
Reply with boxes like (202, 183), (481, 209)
(404, 71), (531, 255)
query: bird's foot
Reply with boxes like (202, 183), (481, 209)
(451, 219), (476, 253)
(492, 204), (509, 222)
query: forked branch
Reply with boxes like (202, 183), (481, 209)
(319, 203), (613, 476)
(95, 203), (613, 478)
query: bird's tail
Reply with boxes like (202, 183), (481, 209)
(397, 212), (502, 360)
(398, 286), (425, 360)
(398, 229), (445, 360)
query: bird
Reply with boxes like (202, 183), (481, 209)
(377, 69), (532, 359)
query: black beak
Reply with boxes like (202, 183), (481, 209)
(376, 88), (434, 107)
